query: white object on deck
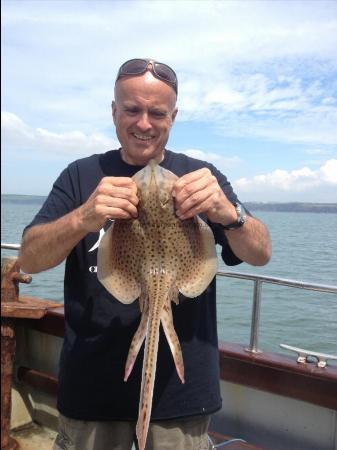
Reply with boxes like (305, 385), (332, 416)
(280, 343), (337, 368)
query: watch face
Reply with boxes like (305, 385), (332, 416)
(222, 202), (246, 230)
(238, 216), (246, 226)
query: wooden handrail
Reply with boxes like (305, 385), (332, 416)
(20, 304), (337, 411)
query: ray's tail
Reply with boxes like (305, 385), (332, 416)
(125, 283), (185, 450)
(136, 302), (161, 450)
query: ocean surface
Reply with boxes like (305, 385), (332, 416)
(1, 194), (337, 359)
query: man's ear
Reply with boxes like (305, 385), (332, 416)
(172, 107), (178, 124)
(111, 101), (117, 125)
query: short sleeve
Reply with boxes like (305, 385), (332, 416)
(24, 164), (77, 233)
(207, 163), (245, 266)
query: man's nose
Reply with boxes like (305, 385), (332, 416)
(136, 113), (152, 131)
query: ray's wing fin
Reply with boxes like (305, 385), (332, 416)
(176, 216), (218, 298)
(97, 221), (141, 303)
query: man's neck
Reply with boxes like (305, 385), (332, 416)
(120, 148), (165, 166)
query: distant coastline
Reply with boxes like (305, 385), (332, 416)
(2, 194), (46, 205)
(2, 195), (337, 213)
(245, 202), (337, 213)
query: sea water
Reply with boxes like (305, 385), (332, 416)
(1, 194), (337, 356)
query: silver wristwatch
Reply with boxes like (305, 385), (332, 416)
(221, 202), (247, 231)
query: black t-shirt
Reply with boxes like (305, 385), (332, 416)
(27, 149), (242, 421)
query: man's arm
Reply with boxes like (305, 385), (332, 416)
(19, 211), (87, 274)
(172, 168), (271, 266)
(19, 176), (139, 274)
(222, 215), (271, 266)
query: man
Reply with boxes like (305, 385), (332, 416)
(19, 58), (271, 450)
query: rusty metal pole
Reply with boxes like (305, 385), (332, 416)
(1, 318), (18, 450)
(1, 257), (22, 450)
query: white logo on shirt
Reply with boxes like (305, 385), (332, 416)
(88, 221), (114, 274)
(88, 228), (106, 252)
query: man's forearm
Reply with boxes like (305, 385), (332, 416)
(18, 209), (87, 274)
(18, 175), (140, 274)
(225, 216), (272, 266)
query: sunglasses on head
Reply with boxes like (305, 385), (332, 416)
(115, 58), (178, 94)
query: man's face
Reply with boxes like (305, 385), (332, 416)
(112, 71), (178, 166)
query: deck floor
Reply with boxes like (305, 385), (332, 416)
(11, 424), (57, 450)
(10, 424), (263, 450)
(10, 423), (137, 450)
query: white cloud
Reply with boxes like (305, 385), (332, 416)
(320, 159), (337, 184)
(3, 111), (336, 202)
(2, 112), (118, 161)
(2, 111), (243, 173)
(2, 1), (337, 144)
(181, 148), (242, 173)
(234, 159), (337, 201)
(304, 148), (331, 156)
(2, 1), (337, 198)
(178, 74), (337, 146)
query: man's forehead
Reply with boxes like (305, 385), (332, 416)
(115, 72), (176, 104)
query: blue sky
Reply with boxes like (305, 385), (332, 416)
(2, 0), (337, 201)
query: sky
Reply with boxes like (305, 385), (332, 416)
(2, 0), (337, 202)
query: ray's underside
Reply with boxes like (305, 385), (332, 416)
(97, 161), (218, 450)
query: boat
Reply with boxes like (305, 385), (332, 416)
(1, 245), (337, 450)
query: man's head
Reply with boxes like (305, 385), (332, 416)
(112, 58), (178, 166)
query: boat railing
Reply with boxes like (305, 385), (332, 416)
(216, 270), (337, 356)
(1, 244), (21, 251)
(2, 242), (337, 359)
(2, 243), (337, 450)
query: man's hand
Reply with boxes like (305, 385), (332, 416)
(76, 177), (139, 233)
(172, 168), (271, 266)
(19, 176), (139, 273)
(172, 168), (237, 225)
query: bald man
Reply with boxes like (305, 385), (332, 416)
(19, 58), (271, 450)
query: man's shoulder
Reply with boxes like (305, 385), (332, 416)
(67, 149), (119, 173)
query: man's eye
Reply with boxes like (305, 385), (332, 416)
(151, 111), (167, 118)
(125, 108), (139, 115)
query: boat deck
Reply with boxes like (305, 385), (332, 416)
(11, 423), (56, 450)
(11, 424), (264, 450)
(208, 431), (265, 449)
(2, 255), (336, 450)
(11, 424), (138, 450)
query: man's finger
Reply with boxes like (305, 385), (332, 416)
(173, 168), (211, 190)
(97, 196), (139, 218)
(175, 186), (214, 217)
(177, 191), (215, 220)
(101, 176), (137, 187)
(173, 172), (212, 203)
(107, 186), (139, 205)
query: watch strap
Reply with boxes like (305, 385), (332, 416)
(220, 202), (247, 231)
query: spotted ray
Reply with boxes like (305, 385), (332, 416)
(97, 160), (218, 450)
